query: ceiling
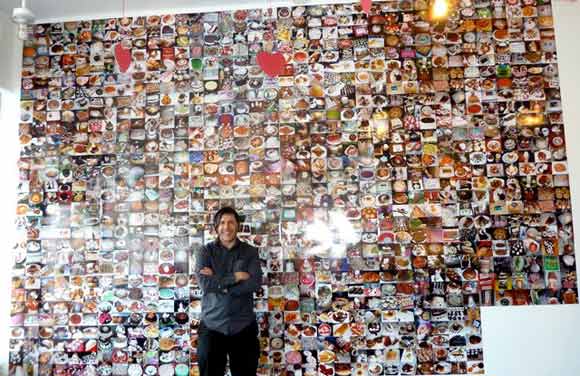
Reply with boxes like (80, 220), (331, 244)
(0, 0), (346, 23)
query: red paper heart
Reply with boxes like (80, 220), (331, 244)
(114, 43), (132, 73)
(361, 0), (372, 14)
(257, 51), (286, 78)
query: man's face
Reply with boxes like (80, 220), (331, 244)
(216, 213), (239, 245)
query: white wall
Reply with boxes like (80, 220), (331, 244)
(0, 1), (579, 375)
(0, 8), (22, 376)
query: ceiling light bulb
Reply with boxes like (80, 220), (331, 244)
(12, 0), (35, 24)
(432, 0), (449, 19)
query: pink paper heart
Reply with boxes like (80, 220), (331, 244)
(361, 0), (372, 14)
(114, 43), (132, 73)
(257, 51), (286, 78)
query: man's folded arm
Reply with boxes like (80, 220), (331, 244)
(195, 247), (237, 293)
(228, 248), (262, 296)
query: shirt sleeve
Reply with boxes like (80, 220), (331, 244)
(228, 246), (262, 296)
(195, 245), (237, 294)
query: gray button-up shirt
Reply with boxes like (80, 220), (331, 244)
(195, 239), (262, 335)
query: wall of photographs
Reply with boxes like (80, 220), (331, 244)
(10, 0), (578, 375)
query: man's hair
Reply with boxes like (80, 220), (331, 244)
(213, 207), (242, 229)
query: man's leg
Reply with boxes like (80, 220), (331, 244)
(197, 322), (227, 376)
(228, 321), (260, 376)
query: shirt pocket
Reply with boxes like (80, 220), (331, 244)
(233, 256), (247, 272)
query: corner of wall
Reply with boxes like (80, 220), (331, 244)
(0, 10), (22, 376)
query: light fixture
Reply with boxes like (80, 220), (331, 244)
(12, 0), (35, 41)
(431, 0), (450, 19)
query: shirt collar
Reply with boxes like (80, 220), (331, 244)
(216, 237), (240, 250)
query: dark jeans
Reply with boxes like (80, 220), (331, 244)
(197, 321), (260, 376)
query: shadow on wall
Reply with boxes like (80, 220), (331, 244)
(0, 9), (22, 376)
(0, 88), (21, 375)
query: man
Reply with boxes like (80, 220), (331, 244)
(195, 207), (262, 376)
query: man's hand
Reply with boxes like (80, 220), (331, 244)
(200, 267), (214, 276)
(234, 272), (250, 282)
